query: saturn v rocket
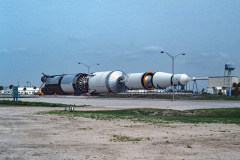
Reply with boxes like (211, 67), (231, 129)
(40, 70), (190, 95)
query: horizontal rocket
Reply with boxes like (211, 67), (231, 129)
(41, 71), (190, 95)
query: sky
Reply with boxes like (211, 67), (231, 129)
(0, 0), (240, 90)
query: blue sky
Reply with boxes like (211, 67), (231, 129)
(0, 0), (240, 89)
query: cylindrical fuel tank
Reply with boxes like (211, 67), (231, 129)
(152, 72), (173, 89)
(88, 71), (126, 94)
(174, 74), (190, 86)
(125, 72), (154, 90)
(108, 71), (126, 93)
(152, 72), (190, 88)
(60, 73), (88, 94)
(45, 75), (64, 94)
(43, 73), (88, 95)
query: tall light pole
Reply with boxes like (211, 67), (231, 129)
(161, 51), (185, 101)
(78, 62), (99, 98)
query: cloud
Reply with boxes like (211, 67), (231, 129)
(68, 37), (83, 42)
(0, 47), (27, 54)
(13, 47), (27, 52)
(0, 48), (9, 54)
(219, 52), (229, 59)
(186, 51), (234, 76)
(115, 51), (132, 56)
(113, 50), (142, 60)
(113, 45), (163, 60)
(143, 46), (162, 52)
(199, 52), (209, 56)
(197, 52), (231, 62)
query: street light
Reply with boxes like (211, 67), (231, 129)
(26, 81), (31, 88)
(78, 62), (99, 98)
(161, 51), (185, 101)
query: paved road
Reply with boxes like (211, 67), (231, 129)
(18, 96), (240, 110)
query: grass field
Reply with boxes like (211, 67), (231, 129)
(0, 100), (88, 107)
(98, 93), (240, 100)
(43, 108), (240, 124)
(0, 96), (38, 98)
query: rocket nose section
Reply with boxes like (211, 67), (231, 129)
(179, 74), (190, 85)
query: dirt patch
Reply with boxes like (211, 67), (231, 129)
(0, 106), (240, 160)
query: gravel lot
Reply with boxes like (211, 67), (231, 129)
(1, 97), (240, 159)
(0, 106), (240, 160)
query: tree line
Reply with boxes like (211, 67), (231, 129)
(232, 82), (240, 97)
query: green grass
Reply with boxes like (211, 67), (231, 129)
(186, 144), (192, 148)
(97, 93), (240, 100)
(0, 96), (38, 98)
(0, 100), (88, 107)
(190, 94), (240, 100)
(110, 134), (144, 142)
(44, 108), (240, 124)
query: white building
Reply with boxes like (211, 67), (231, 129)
(207, 76), (240, 94)
(0, 89), (12, 95)
(18, 87), (39, 95)
(0, 87), (39, 95)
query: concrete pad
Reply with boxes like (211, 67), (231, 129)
(17, 96), (240, 110)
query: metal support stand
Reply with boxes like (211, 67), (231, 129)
(192, 80), (198, 94)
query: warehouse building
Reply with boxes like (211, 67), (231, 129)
(207, 76), (240, 94)
(0, 87), (39, 95)
(17, 87), (39, 95)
